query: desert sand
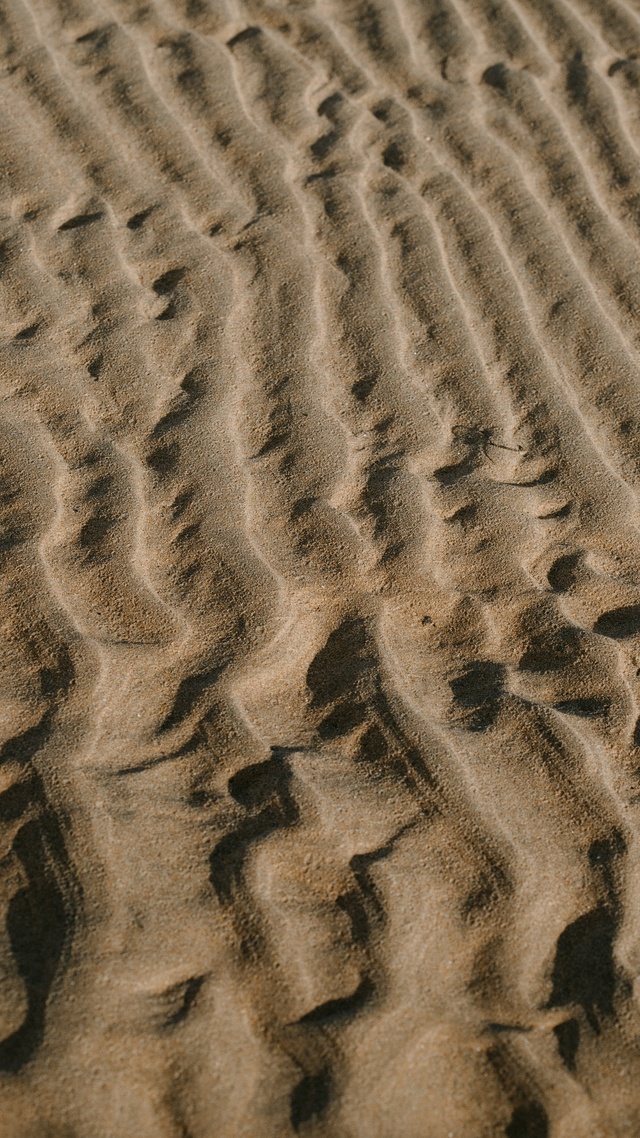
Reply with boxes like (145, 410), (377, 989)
(2, 0), (640, 1134)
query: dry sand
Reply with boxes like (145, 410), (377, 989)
(3, 0), (640, 1134)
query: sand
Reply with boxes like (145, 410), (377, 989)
(2, 0), (640, 1133)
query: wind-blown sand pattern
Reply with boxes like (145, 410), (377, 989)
(4, 0), (640, 1134)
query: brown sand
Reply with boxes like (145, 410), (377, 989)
(3, 0), (640, 1133)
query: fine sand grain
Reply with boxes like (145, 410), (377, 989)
(2, 0), (640, 1134)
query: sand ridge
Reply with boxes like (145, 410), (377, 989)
(2, 0), (640, 1134)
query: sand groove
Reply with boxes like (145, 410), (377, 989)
(2, 0), (640, 1134)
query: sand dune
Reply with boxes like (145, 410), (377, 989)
(2, 0), (640, 1133)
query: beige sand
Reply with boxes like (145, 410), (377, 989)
(2, 0), (640, 1133)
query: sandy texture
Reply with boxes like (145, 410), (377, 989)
(3, 0), (640, 1134)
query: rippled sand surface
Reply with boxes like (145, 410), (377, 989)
(3, 1), (640, 1134)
